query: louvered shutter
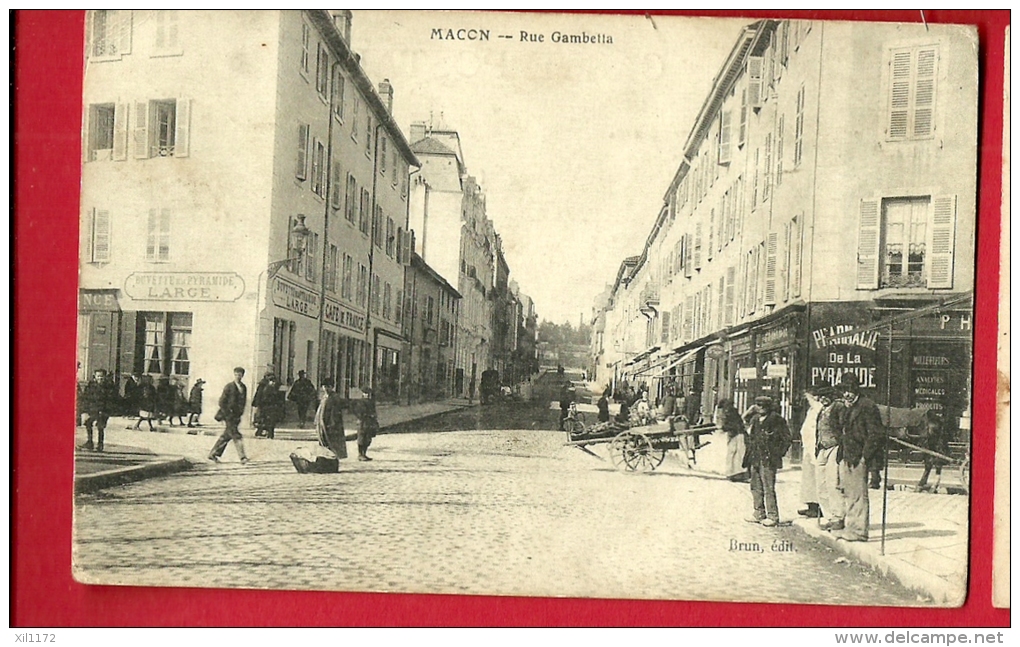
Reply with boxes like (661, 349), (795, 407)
(781, 221), (791, 302)
(764, 231), (778, 305)
(133, 101), (149, 159)
(112, 103), (128, 160)
(84, 208), (94, 260)
(174, 98), (190, 158)
(888, 49), (912, 140)
(660, 311), (671, 344)
(724, 266), (736, 325)
(776, 114), (784, 186)
(331, 160), (342, 208)
(913, 47), (938, 138)
(683, 296), (694, 341)
(707, 210), (714, 261)
(117, 10), (132, 55)
(739, 89), (748, 146)
(790, 215), (803, 298)
(684, 233), (693, 278)
(694, 222), (702, 270)
(93, 209), (111, 262)
(856, 199), (881, 289)
(146, 208), (158, 259)
(927, 195), (956, 289)
(719, 110), (732, 164)
(296, 124), (309, 180)
(747, 56), (764, 108)
(717, 278), (725, 329)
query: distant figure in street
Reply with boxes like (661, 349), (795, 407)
(253, 373), (286, 439)
(916, 410), (950, 492)
(316, 379), (347, 461)
(742, 396), (792, 527)
(287, 371), (317, 428)
(634, 391), (652, 425)
(123, 373), (141, 417)
(354, 387), (379, 461)
(597, 388), (611, 423)
(469, 376), (476, 404)
(186, 379), (205, 430)
(558, 380), (574, 431)
(714, 398), (746, 481)
(167, 382), (189, 426)
(133, 375), (158, 431)
(835, 373), (885, 542)
(155, 376), (176, 425)
(208, 367), (249, 464)
(79, 368), (118, 452)
(659, 385), (677, 424)
(797, 388), (826, 519)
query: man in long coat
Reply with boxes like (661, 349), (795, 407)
(80, 368), (119, 452)
(835, 373), (885, 542)
(316, 379), (348, 460)
(208, 367), (249, 463)
(742, 396), (792, 527)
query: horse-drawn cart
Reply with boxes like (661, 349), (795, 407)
(564, 417), (717, 472)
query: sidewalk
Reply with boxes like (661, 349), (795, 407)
(274, 397), (475, 441)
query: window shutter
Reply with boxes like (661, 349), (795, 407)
(888, 49), (912, 140)
(724, 265), (736, 325)
(776, 114), (784, 186)
(93, 209), (111, 262)
(747, 56), (764, 108)
(683, 295), (694, 341)
(856, 199), (881, 289)
(927, 195), (956, 289)
(913, 47), (938, 138)
(763, 133), (772, 201)
(111, 103), (128, 160)
(146, 208), (157, 259)
(781, 221), (791, 302)
(791, 215), (803, 298)
(159, 207), (172, 261)
(331, 161), (341, 208)
(684, 233), (693, 278)
(660, 311), (671, 344)
(694, 222), (702, 270)
(84, 208), (95, 259)
(716, 278), (725, 329)
(719, 110), (731, 164)
(174, 98), (190, 158)
(132, 101), (149, 159)
(738, 89), (748, 146)
(117, 10), (132, 55)
(764, 231), (778, 305)
(296, 124), (309, 180)
(707, 210), (714, 261)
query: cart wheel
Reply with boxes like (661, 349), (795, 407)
(958, 457), (970, 493)
(609, 431), (632, 470)
(622, 432), (666, 472)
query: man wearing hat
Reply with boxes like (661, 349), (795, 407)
(814, 386), (847, 531)
(186, 378), (206, 431)
(742, 395), (792, 527)
(835, 372), (885, 542)
(80, 368), (119, 452)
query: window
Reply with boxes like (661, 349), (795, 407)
(359, 188), (370, 234)
(142, 313), (166, 375)
(152, 10), (181, 56)
(385, 217), (395, 257)
(371, 274), (381, 315)
(718, 110), (732, 164)
(133, 99), (190, 159)
(287, 215), (305, 275)
(169, 312), (192, 376)
(296, 123), (309, 180)
(373, 206), (384, 248)
(316, 43), (329, 100)
(383, 282), (392, 320)
(395, 289), (403, 325)
(345, 174), (357, 222)
(351, 98), (360, 141)
(790, 215), (803, 298)
(365, 115), (373, 155)
(88, 10), (131, 59)
(342, 254), (354, 301)
(87, 208), (111, 263)
(762, 133), (772, 201)
(300, 21), (310, 76)
(794, 85), (805, 167)
(312, 139), (326, 197)
(887, 45), (938, 140)
(331, 158), (342, 209)
(146, 208), (171, 262)
(427, 296), (435, 326)
(880, 197), (929, 288)
(305, 232), (319, 282)
(380, 137), (387, 176)
(327, 244), (339, 292)
(392, 151), (399, 186)
(396, 226), (404, 264)
(332, 67), (345, 120)
(356, 264), (368, 307)
(86, 103), (127, 161)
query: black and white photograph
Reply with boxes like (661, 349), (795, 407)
(73, 10), (979, 607)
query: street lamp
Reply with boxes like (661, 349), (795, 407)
(267, 215), (311, 279)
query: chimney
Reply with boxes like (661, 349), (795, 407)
(329, 10), (352, 44)
(378, 79), (394, 114)
(409, 121), (427, 144)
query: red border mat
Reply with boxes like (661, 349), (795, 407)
(12, 9), (1009, 627)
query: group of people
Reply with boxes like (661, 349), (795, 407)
(207, 367), (379, 471)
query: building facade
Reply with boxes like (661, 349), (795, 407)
(593, 19), (977, 441)
(78, 10), (418, 406)
(402, 251), (461, 401)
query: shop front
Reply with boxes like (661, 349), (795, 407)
(754, 313), (804, 427)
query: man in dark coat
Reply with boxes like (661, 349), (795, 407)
(208, 367), (249, 463)
(186, 378), (205, 430)
(354, 388), (379, 461)
(80, 368), (119, 452)
(316, 379), (347, 460)
(835, 373), (885, 542)
(287, 370), (317, 428)
(742, 396), (792, 527)
(122, 373), (141, 417)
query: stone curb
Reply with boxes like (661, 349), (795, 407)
(377, 401), (478, 433)
(790, 517), (965, 607)
(74, 457), (193, 495)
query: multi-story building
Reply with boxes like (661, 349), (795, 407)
(595, 19), (976, 439)
(402, 251), (461, 401)
(408, 123), (497, 398)
(77, 10), (418, 405)
(490, 239), (513, 382)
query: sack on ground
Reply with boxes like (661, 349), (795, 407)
(289, 446), (339, 474)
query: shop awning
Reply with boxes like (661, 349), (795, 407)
(654, 347), (702, 377)
(632, 353), (672, 377)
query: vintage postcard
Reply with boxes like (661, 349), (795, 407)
(73, 10), (979, 607)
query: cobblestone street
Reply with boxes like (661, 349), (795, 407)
(73, 427), (922, 605)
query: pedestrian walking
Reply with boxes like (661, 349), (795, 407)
(714, 397), (746, 481)
(557, 380), (574, 431)
(354, 387), (379, 461)
(186, 379), (205, 430)
(834, 373), (885, 542)
(253, 373), (286, 439)
(742, 396), (792, 527)
(797, 388), (826, 519)
(315, 379), (347, 461)
(815, 387), (847, 531)
(916, 409), (950, 492)
(79, 368), (119, 452)
(122, 373), (141, 417)
(208, 367), (249, 464)
(287, 370), (317, 428)
(132, 375), (158, 431)
(597, 388), (611, 423)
